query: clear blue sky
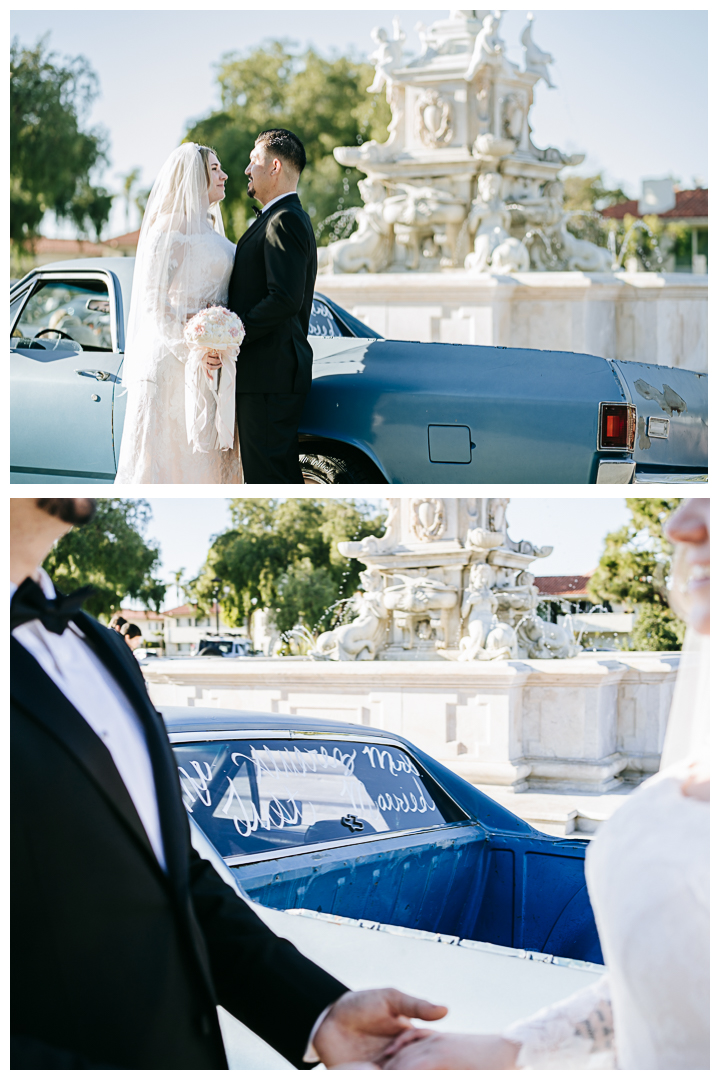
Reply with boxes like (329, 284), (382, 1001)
(11, 7), (707, 239)
(141, 497), (630, 607)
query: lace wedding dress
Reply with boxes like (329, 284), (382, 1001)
(503, 634), (709, 1069)
(115, 144), (243, 485)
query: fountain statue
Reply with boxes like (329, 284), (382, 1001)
(311, 498), (579, 662)
(320, 10), (613, 274)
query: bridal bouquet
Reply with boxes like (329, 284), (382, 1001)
(183, 306), (245, 453)
(184, 306), (245, 351)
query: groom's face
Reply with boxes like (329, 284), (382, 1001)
(245, 143), (277, 205)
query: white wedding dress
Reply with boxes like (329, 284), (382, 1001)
(115, 143), (243, 485)
(503, 629), (710, 1070)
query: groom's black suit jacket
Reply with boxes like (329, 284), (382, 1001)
(11, 610), (346, 1069)
(227, 193), (317, 395)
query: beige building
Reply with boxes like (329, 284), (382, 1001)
(12, 229), (140, 278)
(161, 603), (248, 656)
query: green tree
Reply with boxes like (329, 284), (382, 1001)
(184, 41), (391, 242)
(562, 173), (629, 250)
(43, 499), (166, 620)
(193, 499), (386, 644)
(11, 36), (113, 244)
(563, 174), (629, 213)
(588, 499), (685, 651)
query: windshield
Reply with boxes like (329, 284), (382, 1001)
(173, 737), (464, 858)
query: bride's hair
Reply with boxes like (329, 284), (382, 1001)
(143, 143), (220, 230)
(197, 145), (218, 188)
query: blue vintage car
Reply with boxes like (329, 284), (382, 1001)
(10, 257), (707, 484)
(163, 707), (604, 966)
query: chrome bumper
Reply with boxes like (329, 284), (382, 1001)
(595, 461), (708, 484)
(633, 472), (708, 484)
(595, 460), (636, 484)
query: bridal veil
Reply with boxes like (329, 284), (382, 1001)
(121, 142), (225, 384)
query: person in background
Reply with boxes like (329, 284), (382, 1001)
(123, 623), (143, 651)
(109, 613), (128, 634)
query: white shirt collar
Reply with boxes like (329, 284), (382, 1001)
(261, 190), (297, 215)
(10, 566), (55, 602)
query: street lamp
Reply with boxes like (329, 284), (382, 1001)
(211, 577), (221, 636)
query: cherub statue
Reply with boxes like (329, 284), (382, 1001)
(521, 14), (555, 88)
(459, 563), (497, 657)
(464, 12), (505, 81)
(464, 173), (530, 273)
(459, 563), (518, 661)
(367, 19), (405, 94)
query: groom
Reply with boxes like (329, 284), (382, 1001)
(225, 129), (317, 484)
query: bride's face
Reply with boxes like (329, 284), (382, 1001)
(665, 498), (710, 635)
(207, 152), (228, 205)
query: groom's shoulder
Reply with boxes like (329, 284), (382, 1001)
(269, 200), (315, 238)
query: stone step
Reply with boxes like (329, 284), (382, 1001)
(475, 781), (641, 839)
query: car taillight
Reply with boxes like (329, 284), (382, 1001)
(599, 403), (636, 451)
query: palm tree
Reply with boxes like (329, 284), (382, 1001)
(119, 167), (141, 231)
(170, 567), (187, 609)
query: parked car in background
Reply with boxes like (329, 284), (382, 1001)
(190, 638), (253, 658)
(163, 707), (603, 965)
(11, 258), (707, 484)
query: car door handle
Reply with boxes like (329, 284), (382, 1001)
(76, 369), (111, 381)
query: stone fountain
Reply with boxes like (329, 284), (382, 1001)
(313, 10), (707, 372)
(319, 10), (610, 275)
(312, 497), (579, 662)
(142, 495), (680, 794)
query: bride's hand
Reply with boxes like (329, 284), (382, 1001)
(202, 350), (222, 380)
(379, 1031), (521, 1070)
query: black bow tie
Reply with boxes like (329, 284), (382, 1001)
(11, 576), (95, 635)
(251, 205), (263, 218)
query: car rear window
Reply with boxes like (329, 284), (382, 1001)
(173, 738), (465, 858)
(308, 299), (345, 338)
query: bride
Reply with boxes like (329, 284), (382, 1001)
(371, 499), (710, 1071)
(115, 143), (243, 484)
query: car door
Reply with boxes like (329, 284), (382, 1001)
(11, 270), (124, 482)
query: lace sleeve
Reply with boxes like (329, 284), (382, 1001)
(502, 975), (616, 1069)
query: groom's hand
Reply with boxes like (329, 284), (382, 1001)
(202, 350), (222, 380)
(313, 988), (448, 1068)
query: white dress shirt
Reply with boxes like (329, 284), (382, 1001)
(11, 570), (166, 870)
(260, 190), (296, 214)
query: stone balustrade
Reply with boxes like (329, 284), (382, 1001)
(319, 271), (708, 372)
(145, 651), (679, 794)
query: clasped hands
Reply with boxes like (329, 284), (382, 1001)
(202, 349), (223, 381)
(313, 988), (520, 1070)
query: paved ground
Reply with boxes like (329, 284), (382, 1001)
(476, 780), (644, 838)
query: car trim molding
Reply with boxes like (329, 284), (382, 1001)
(167, 728), (414, 745)
(10, 465), (117, 480)
(222, 820), (475, 867)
